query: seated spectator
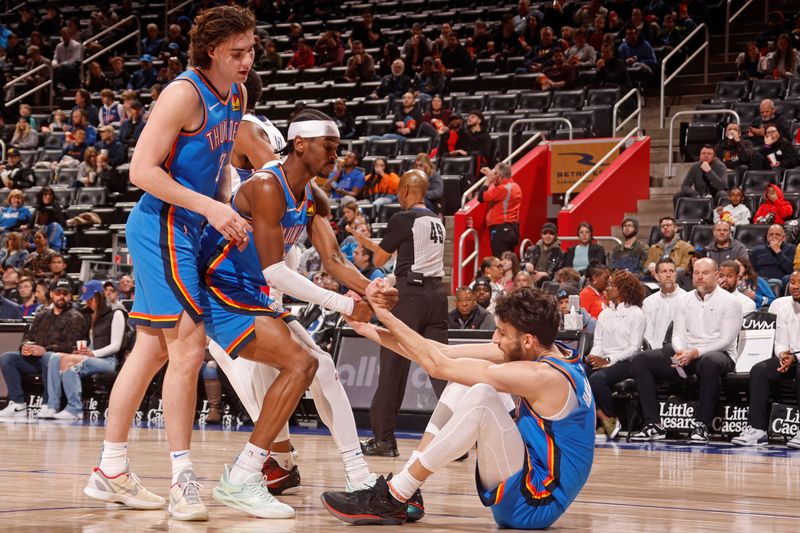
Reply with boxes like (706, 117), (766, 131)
(0, 189), (33, 233)
(98, 89), (125, 128)
(340, 220), (369, 263)
(514, 270), (534, 290)
(18, 104), (37, 130)
(18, 276), (40, 317)
(51, 27), (81, 90)
(673, 144), (729, 208)
(618, 23), (657, 77)
(352, 245), (385, 282)
(259, 39), (282, 70)
(737, 256), (776, 308)
(520, 26), (559, 73)
(103, 280), (119, 304)
(753, 183), (794, 224)
(609, 216), (647, 275)
(706, 220), (748, 265)
(554, 266), (582, 290)
(719, 194), (751, 228)
(499, 251), (520, 293)
(56, 127), (88, 172)
(0, 278), (86, 418)
(142, 23), (163, 57)
(68, 109), (97, 145)
(645, 216), (694, 276)
(0, 232), (28, 269)
(43, 109), (69, 134)
(450, 111), (492, 168)
(732, 269), (800, 448)
(449, 286), (495, 330)
(630, 258), (743, 443)
(750, 224), (796, 285)
(362, 158), (399, 208)
(93, 125), (127, 167)
(349, 9), (383, 49)
(654, 14), (683, 52)
(331, 99), (356, 140)
(0, 149), (34, 190)
(345, 40), (377, 83)
(719, 259), (757, 313)
(1, 267), (21, 303)
(435, 114), (463, 157)
(11, 118), (39, 150)
(558, 284), (597, 333)
(372, 92), (422, 141)
(523, 222), (564, 285)
(643, 258), (687, 348)
(373, 59), (412, 102)
(336, 201), (362, 243)
(104, 55), (129, 92)
(758, 33), (799, 79)
(412, 57), (445, 107)
(377, 43), (401, 78)
(117, 275), (134, 300)
(585, 270), (646, 439)
(747, 100), (791, 146)
(563, 221), (606, 275)
(715, 123), (753, 174)
(538, 48), (576, 90)
(119, 102), (146, 147)
(33, 186), (66, 227)
(83, 61), (110, 92)
(566, 28), (596, 69)
(23, 231), (56, 280)
(402, 23), (433, 75)
(471, 257), (505, 307)
(580, 263), (610, 318)
(414, 153), (443, 213)
(128, 55), (158, 90)
(37, 281), (126, 421)
(36, 208), (65, 252)
(325, 152), (365, 200)
(74, 147), (99, 188)
(440, 33), (473, 76)
(286, 38), (316, 70)
(588, 13), (607, 50)
(755, 11), (787, 49)
(471, 275), (497, 313)
(736, 41), (762, 81)
(422, 95), (452, 130)
(314, 30), (344, 68)
(590, 43), (632, 89)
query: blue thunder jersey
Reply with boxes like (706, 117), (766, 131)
(137, 68), (243, 226)
(199, 160), (316, 296)
(478, 346), (595, 529)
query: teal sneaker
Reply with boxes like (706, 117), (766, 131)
(212, 464), (295, 519)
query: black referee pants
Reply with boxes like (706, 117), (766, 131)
(369, 278), (448, 441)
(632, 345), (734, 427)
(747, 357), (800, 431)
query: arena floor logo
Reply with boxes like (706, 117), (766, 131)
(659, 400), (749, 436)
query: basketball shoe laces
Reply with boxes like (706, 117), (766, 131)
(244, 476), (280, 503)
(181, 479), (204, 505)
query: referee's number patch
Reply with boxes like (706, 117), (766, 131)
(429, 221), (444, 244)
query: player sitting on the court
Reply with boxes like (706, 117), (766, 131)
(322, 285), (595, 529)
(732, 269), (800, 448)
(199, 110), (397, 518)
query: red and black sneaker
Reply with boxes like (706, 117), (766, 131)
(406, 488), (425, 522)
(321, 475), (408, 526)
(262, 457), (302, 495)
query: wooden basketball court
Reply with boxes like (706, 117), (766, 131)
(1, 421), (799, 532)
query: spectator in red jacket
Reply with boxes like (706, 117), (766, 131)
(287, 38), (315, 70)
(754, 183), (794, 225)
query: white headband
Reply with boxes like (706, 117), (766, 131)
(287, 120), (340, 140)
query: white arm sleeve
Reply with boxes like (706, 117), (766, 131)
(263, 261), (354, 315)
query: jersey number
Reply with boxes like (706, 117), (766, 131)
(429, 222), (444, 244)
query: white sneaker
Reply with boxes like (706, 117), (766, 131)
(212, 464), (295, 519)
(731, 426), (768, 447)
(787, 431), (800, 450)
(346, 472), (378, 492)
(0, 401), (27, 418)
(53, 409), (83, 421)
(83, 467), (166, 509)
(36, 406), (58, 419)
(169, 469), (209, 521)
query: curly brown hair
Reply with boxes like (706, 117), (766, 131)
(189, 6), (256, 70)
(611, 270), (645, 307)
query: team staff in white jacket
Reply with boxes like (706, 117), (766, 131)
(642, 258), (686, 349)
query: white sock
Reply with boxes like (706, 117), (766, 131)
(230, 442), (269, 485)
(342, 447), (371, 487)
(170, 450), (193, 484)
(99, 441), (128, 477)
(387, 469), (421, 503)
(403, 450), (423, 472)
(271, 450), (295, 470)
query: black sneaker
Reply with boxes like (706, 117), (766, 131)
(406, 489), (424, 523)
(321, 475), (407, 525)
(361, 437), (400, 457)
(630, 423), (667, 441)
(690, 421), (709, 444)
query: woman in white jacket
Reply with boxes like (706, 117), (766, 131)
(584, 270), (646, 439)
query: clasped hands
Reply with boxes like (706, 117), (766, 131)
(344, 278), (398, 322)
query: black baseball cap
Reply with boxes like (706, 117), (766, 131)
(541, 222), (557, 235)
(50, 278), (71, 293)
(473, 276), (492, 290)
(557, 285), (579, 299)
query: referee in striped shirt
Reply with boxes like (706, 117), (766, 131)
(478, 162), (522, 257)
(347, 170), (448, 457)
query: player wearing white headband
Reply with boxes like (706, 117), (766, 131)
(198, 109), (398, 519)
